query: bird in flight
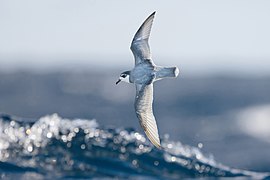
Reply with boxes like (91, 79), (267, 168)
(116, 12), (179, 148)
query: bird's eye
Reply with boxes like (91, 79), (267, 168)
(121, 74), (127, 78)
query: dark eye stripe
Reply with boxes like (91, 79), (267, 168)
(121, 74), (127, 78)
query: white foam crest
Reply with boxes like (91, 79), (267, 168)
(0, 113), (98, 160)
(162, 136), (216, 167)
(28, 114), (98, 147)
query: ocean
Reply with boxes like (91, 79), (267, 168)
(0, 71), (270, 179)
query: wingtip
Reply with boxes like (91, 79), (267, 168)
(144, 129), (162, 149)
(151, 139), (162, 149)
(155, 143), (162, 149)
(151, 11), (156, 17)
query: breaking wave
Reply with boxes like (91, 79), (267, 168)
(0, 113), (269, 179)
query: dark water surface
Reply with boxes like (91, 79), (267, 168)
(0, 71), (270, 179)
(0, 113), (269, 179)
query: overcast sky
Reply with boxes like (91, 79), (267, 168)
(0, 0), (270, 75)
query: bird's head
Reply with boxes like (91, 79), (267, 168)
(116, 71), (131, 84)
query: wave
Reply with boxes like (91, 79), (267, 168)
(236, 104), (270, 143)
(0, 113), (269, 179)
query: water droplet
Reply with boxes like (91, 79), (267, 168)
(88, 132), (94, 138)
(46, 132), (52, 138)
(81, 144), (86, 149)
(26, 129), (31, 135)
(10, 121), (15, 127)
(67, 142), (71, 148)
(195, 164), (201, 171)
(61, 135), (67, 142)
(134, 133), (142, 140)
(167, 143), (173, 149)
(120, 131), (126, 136)
(27, 145), (33, 152)
(74, 128), (79, 133)
(132, 159), (138, 166)
(196, 153), (202, 160)
(84, 129), (90, 134)
(198, 143), (203, 149)
(171, 156), (176, 162)
(154, 161), (159, 166)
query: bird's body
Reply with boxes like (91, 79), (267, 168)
(130, 62), (154, 84)
(116, 12), (179, 148)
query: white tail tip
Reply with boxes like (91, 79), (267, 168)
(174, 67), (180, 77)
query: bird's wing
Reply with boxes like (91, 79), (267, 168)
(130, 12), (156, 65)
(135, 83), (161, 148)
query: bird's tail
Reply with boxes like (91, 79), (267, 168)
(156, 66), (179, 80)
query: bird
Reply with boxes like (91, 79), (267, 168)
(116, 11), (179, 148)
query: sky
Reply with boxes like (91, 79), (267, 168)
(0, 0), (270, 75)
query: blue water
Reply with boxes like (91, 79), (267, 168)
(0, 113), (269, 179)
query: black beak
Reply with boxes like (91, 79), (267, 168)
(116, 79), (121, 85)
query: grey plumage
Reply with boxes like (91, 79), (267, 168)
(156, 67), (179, 80)
(135, 84), (160, 148)
(130, 11), (155, 63)
(116, 12), (179, 148)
